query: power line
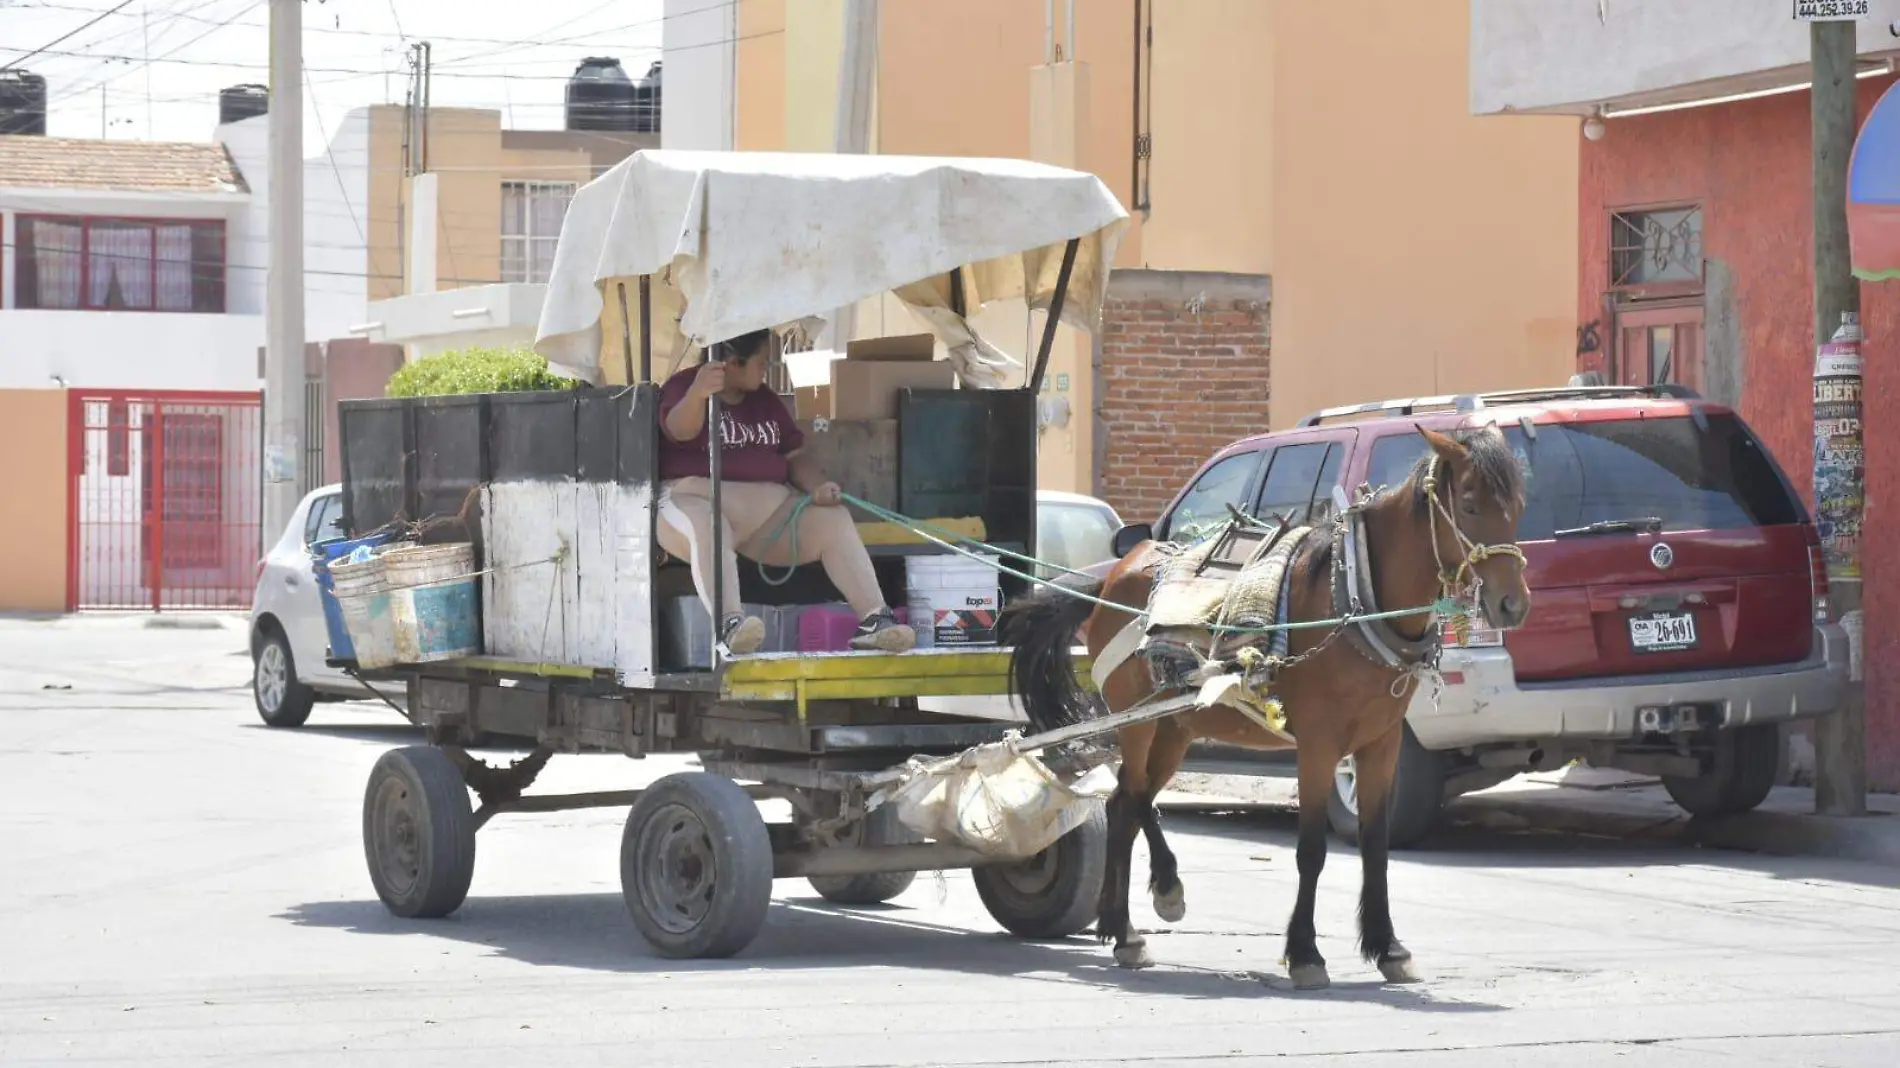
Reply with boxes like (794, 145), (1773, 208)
(1, 0), (138, 69)
(36, 0), (266, 109)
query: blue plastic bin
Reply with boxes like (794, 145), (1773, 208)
(314, 532), (397, 661)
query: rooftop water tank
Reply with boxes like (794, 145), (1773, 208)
(566, 57), (637, 132)
(631, 60), (662, 134)
(219, 83), (269, 125)
(0, 69), (49, 137)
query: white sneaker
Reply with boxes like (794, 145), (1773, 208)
(721, 614), (766, 655)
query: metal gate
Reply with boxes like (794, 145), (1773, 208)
(68, 390), (263, 611)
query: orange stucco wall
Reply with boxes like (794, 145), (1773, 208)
(0, 390), (70, 613)
(1268, 0), (1578, 428)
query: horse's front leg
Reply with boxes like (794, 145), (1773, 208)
(1141, 718), (1195, 925)
(1284, 741), (1336, 990)
(1352, 721), (1420, 983)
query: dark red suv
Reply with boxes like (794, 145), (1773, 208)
(1113, 384), (1848, 846)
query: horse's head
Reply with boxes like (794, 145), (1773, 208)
(1414, 422), (1531, 630)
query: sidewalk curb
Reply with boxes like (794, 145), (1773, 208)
(1453, 792), (1900, 869)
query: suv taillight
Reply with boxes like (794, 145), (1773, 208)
(255, 558), (267, 586)
(1807, 535), (1830, 623)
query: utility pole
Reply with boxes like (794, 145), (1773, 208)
(263, 0), (305, 547)
(826, 0), (877, 350)
(1809, 16), (1867, 816)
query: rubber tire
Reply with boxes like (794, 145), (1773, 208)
(253, 628), (315, 728)
(362, 746), (477, 919)
(620, 772), (775, 960)
(1327, 723), (1446, 850)
(807, 805), (922, 905)
(1662, 724), (1781, 818)
(972, 804), (1107, 940)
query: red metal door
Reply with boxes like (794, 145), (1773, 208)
(68, 390), (262, 611)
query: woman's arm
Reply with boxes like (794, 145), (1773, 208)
(661, 363), (726, 443)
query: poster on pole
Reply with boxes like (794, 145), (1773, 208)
(1794, 1), (1869, 20)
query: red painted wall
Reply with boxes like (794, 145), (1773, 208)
(1578, 77), (1900, 791)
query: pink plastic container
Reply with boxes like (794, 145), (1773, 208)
(797, 604), (909, 652)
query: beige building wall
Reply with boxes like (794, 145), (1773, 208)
(361, 106), (605, 304)
(1267, 0), (1578, 428)
(736, 0), (789, 151)
(1139, 0), (1273, 276)
(0, 390), (69, 613)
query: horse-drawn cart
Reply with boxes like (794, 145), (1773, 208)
(333, 150), (1132, 959)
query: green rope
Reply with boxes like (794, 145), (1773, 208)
(748, 490), (1453, 636)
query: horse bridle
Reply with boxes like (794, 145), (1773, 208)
(1418, 455), (1527, 610)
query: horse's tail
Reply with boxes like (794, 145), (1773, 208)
(1002, 573), (1104, 736)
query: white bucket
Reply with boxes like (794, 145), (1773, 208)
(382, 542), (481, 664)
(905, 553), (1001, 649)
(332, 554), (396, 669)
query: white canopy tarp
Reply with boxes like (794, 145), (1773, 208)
(534, 149), (1130, 388)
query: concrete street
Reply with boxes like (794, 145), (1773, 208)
(3, 616), (1900, 1067)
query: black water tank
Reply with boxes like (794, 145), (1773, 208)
(0, 69), (48, 136)
(219, 83), (269, 125)
(566, 57), (637, 132)
(631, 60), (662, 134)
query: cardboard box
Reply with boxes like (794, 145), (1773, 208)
(846, 333), (937, 362)
(793, 385), (832, 420)
(795, 418), (898, 510)
(830, 334), (955, 420)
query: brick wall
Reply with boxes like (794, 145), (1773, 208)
(1096, 270), (1272, 525)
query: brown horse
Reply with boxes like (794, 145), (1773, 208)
(1004, 424), (1530, 988)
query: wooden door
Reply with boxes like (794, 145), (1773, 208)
(1615, 303), (1704, 393)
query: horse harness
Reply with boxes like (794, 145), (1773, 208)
(1089, 457), (1525, 734)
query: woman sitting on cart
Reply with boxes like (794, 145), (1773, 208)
(657, 327), (918, 656)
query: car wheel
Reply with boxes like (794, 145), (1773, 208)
(1662, 725), (1781, 818)
(254, 628), (316, 728)
(1327, 723), (1445, 849)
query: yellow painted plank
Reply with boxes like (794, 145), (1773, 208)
(721, 647), (1094, 683)
(854, 516), (987, 546)
(452, 656), (602, 679)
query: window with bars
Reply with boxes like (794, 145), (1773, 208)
(12, 216), (226, 312)
(1610, 206), (1703, 290)
(500, 181), (575, 284)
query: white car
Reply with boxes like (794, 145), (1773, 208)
(249, 483), (374, 726)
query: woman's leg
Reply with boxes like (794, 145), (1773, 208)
(657, 478), (793, 652)
(745, 498), (914, 651)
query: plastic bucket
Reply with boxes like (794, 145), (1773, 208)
(314, 532), (397, 660)
(331, 553), (396, 669)
(382, 542), (482, 664)
(905, 553), (1001, 648)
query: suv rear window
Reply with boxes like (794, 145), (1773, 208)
(1364, 414), (1803, 541)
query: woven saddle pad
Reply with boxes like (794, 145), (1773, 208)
(1146, 520), (1313, 635)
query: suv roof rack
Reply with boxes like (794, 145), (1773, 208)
(1294, 383), (1701, 428)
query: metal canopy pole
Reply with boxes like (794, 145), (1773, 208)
(638, 277), (653, 383)
(1028, 238), (1081, 394)
(708, 343), (726, 662)
(616, 282), (636, 385)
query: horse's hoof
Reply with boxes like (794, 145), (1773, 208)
(1378, 956), (1421, 984)
(1114, 939), (1154, 970)
(1152, 884), (1186, 924)
(1287, 962), (1330, 990)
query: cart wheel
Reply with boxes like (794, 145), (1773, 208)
(362, 746), (476, 919)
(972, 804), (1107, 940)
(807, 805), (921, 906)
(621, 772), (774, 960)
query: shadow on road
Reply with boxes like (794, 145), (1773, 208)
(278, 892), (1504, 1012)
(244, 722), (425, 745)
(1166, 807), (1900, 891)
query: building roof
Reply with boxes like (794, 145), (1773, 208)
(0, 135), (248, 195)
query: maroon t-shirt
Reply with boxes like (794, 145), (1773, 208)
(657, 366), (805, 482)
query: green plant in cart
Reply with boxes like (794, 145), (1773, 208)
(385, 345), (579, 398)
